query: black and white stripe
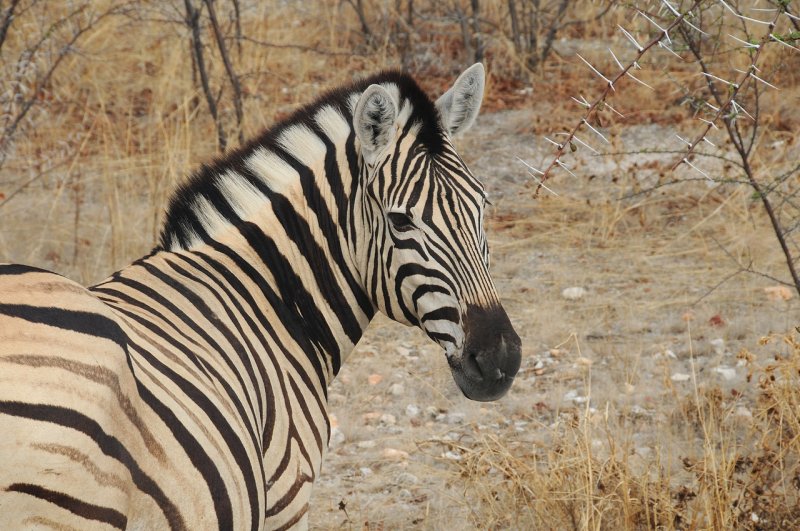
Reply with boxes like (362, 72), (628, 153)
(0, 64), (520, 530)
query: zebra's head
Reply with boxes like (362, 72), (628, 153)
(350, 64), (521, 401)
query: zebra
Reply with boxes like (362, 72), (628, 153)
(0, 63), (521, 530)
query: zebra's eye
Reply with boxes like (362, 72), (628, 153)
(387, 212), (415, 232)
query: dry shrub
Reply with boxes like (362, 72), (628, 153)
(436, 332), (800, 530)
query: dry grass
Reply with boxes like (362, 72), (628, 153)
(1, 1), (799, 529)
(429, 332), (800, 530)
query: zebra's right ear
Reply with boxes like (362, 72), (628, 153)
(354, 84), (398, 165)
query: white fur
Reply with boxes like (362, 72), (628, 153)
(277, 124), (328, 170)
(246, 147), (299, 193)
(314, 106), (350, 143)
(215, 170), (269, 220)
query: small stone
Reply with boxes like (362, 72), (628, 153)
(362, 412), (381, 423)
(360, 467), (373, 477)
(533, 360), (545, 370)
(380, 413), (397, 426)
(424, 406), (439, 419)
(357, 440), (376, 449)
(395, 472), (418, 485)
(382, 448), (409, 460)
(575, 357), (592, 367)
(329, 427), (345, 447)
(671, 373), (691, 382)
(562, 286), (587, 300)
(405, 404), (420, 417)
(442, 451), (462, 461)
(368, 374), (383, 386)
(714, 367), (736, 381)
(389, 383), (404, 396)
(446, 412), (465, 424)
(710, 338), (726, 356)
(398, 489), (413, 500)
(735, 407), (753, 419)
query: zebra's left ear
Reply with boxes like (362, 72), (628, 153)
(354, 84), (398, 165)
(435, 63), (485, 136)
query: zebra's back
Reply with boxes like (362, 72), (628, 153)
(0, 264), (217, 530)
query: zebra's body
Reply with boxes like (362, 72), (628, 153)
(0, 65), (521, 530)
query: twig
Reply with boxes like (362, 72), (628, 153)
(183, 0), (227, 151)
(203, 0), (244, 145)
(530, 0), (703, 197)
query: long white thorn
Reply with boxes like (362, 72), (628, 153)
(698, 117), (719, 129)
(718, 0), (772, 25)
(733, 68), (779, 90)
(527, 170), (560, 196)
(555, 159), (577, 178)
(728, 33), (760, 48)
(626, 70), (654, 90)
(515, 155), (544, 175)
(558, 133), (599, 154)
(702, 136), (716, 147)
(618, 25), (644, 51)
(543, 136), (562, 148)
(658, 40), (683, 59)
(604, 101), (625, 118)
(770, 34), (800, 52)
(675, 134), (692, 147)
(702, 71), (738, 87)
(683, 158), (711, 180)
(638, 11), (670, 43)
(571, 96), (590, 108)
(576, 53), (615, 89)
(608, 48), (624, 71)
(731, 100), (754, 121)
(582, 119), (609, 144)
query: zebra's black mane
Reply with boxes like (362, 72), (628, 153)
(157, 71), (446, 251)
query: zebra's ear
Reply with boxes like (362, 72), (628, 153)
(435, 63), (485, 136)
(354, 84), (398, 164)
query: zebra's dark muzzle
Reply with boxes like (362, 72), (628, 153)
(449, 304), (521, 402)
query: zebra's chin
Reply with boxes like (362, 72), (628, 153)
(449, 363), (517, 402)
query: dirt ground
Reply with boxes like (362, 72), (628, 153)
(1, 105), (797, 529)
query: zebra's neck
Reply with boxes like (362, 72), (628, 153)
(145, 103), (380, 387)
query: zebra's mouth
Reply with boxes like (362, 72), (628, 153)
(444, 304), (521, 402)
(448, 347), (519, 402)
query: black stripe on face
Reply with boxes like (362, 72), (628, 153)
(0, 304), (127, 351)
(0, 402), (184, 529)
(6, 483), (128, 529)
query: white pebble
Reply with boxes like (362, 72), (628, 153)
(561, 286), (587, 300)
(710, 338), (726, 356)
(446, 412), (465, 424)
(329, 427), (345, 447)
(405, 404), (420, 417)
(714, 367), (736, 381)
(389, 383), (404, 396)
(379, 413), (397, 425)
(360, 467), (373, 477)
(671, 373), (691, 382)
